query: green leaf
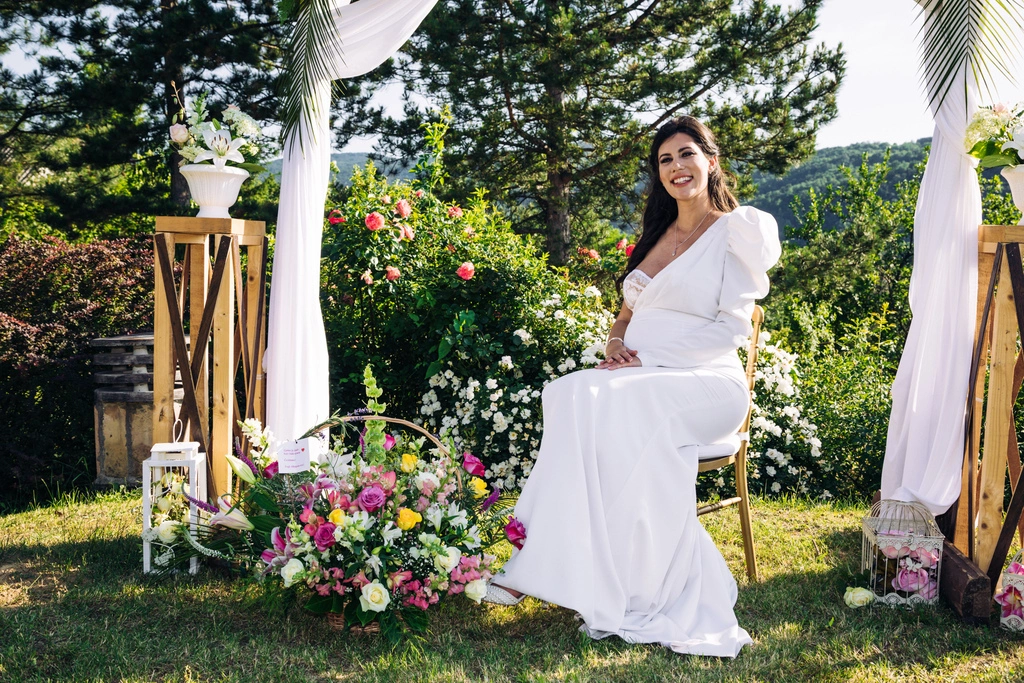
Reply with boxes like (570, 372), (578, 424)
(402, 607), (430, 632)
(437, 338), (453, 360)
(304, 592), (333, 614)
(425, 361), (441, 379)
(250, 492), (280, 513)
(357, 606), (376, 626)
(981, 153), (1017, 169)
(250, 515), (284, 533)
(332, 592), (346, 614)
(235, 162), (267, 174)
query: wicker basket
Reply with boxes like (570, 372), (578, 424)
(325, 612), (381, 634)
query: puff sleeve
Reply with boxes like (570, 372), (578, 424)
(633, 206), (781, 369)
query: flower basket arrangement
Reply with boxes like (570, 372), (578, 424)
(169, 91), (267, 218)
(996, 550), (1024, 631)
(861, 499), (943, 607)
(156, 366), (516, 643)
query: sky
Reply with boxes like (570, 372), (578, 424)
(813, 0), (1023, 149)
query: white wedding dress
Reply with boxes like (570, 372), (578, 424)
(497, 206), (781, 657)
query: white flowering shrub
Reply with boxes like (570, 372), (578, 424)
(417, 290), (614, 490)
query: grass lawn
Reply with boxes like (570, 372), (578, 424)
(2, 490), (1024, 682)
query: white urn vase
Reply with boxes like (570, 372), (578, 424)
(179, 164), (250, 219)
(1001, 165), (1024, 225)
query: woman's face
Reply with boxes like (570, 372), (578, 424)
(657, 132), (716, 203)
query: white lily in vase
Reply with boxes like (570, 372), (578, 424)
(195, 128), (246, 169)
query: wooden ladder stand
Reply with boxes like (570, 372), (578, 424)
(951, 225), (1024, 597)
(152, 216), (268, 498)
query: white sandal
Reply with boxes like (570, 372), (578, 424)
(483, 582), (525, 605)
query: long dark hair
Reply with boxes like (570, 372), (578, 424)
(616, 116), (738, 292)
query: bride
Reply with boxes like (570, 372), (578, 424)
(483, 116), (781, 657)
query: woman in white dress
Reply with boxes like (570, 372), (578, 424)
(484, 116), (781, 657)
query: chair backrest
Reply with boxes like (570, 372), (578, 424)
(740, 305), (765, 441)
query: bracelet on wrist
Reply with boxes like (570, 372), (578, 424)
(607, 336), (624, 346)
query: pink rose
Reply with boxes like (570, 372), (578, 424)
(892, 567), (929, 593)
(357, 485), (386, 512)
(382, 195), (391, 204)
(169, 123), (189, 144)
(615, 238), (627, 250)
(462, 452), (486, 477)
(365, 212), (386, 231)
(395, 199), (412, 218)
(448, 205), (463, 218)
(625, 244), (635, 257)
(400, 225), (416, 241)
(880, 544), (909, 560)
(414, 189), (425, 198)
(916, 577), (938, 600)
(909, 548), (939, 568)
(262, 460), (279, 479)
(361, 270), (374, 285)
(314, 522), (337, 551)
(505, 516), (527, 550)
(328, 209), (346, 225)
(384, 433), (396, 450)
(456, 262), (475, 280)
(385, 266), (401, 281)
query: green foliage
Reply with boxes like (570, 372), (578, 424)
(321, 160), (612, 430)
(0, 235), (152, 510)
(365, 0), (844, 264)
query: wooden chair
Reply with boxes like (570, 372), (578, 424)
(693, 304), (764, 581)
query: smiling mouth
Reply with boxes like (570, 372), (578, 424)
(671, 176), (692, 186)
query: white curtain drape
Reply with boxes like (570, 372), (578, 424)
(266, 0), (439, 440)
(881, 69), (981, 515)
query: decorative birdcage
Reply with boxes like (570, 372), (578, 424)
(861, 499), (943, 606)
(996, 549), (1024, 631)
(142, 441), (206, 574)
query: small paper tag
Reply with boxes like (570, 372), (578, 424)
(278, 437), (320, 474)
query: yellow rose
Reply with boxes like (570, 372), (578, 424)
(396, 507), (422, 530)
(401, 453), (419, 473)
(328, 508), (346, 524)
(468, 476), (488, 499)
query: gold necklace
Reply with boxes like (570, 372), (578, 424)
(672, 209), (713, 256)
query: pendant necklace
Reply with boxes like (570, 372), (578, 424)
(672, 208), (713, 256)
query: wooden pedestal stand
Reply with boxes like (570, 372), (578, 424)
(152, 217), (268, 498)
(944, 225), (1024, 621)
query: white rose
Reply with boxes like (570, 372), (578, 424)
(156, 519), (180, 544)
(844, 586), (874, 608)
(464, 578), (487, 603)
(359, 580), (391, 612)
(156, 496), (173, 513)
(281, 558), (304, 587)
(434, 546), (462, 574)
(169, 123), (190, 144)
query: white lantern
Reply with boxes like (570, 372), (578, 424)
(142, 442), (206, 574)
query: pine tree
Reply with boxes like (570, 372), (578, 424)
(370, 0), (845, 265)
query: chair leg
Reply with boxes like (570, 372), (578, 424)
(735, 453), (758, 581)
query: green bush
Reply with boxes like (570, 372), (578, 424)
(0, 235), (153, 510)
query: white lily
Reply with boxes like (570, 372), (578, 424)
(194, 128), (246, 169)
(1002, 126), (1024, 161)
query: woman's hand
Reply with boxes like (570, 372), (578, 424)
(598, 339), (640, 369)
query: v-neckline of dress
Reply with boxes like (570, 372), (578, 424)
(635, 211), (731, 283)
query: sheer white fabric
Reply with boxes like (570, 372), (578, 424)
(880, 66), (981, 515)
(497, 207), (780, 657)
(622, 269), (651, 310)
(266, 0), (439, 440)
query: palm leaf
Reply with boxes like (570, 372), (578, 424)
(280, 0), (346, 153)
(916, 0), (1024, 111)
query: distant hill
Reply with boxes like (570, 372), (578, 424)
(748, 139), (931, 233)
(265, 152), (413, 183)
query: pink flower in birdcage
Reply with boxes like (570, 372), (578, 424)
(892, 566), (929, 593)
(916, 577), (938, 600)
(996, 584), (1024, 619)
(1008, 561), (1024, 575)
